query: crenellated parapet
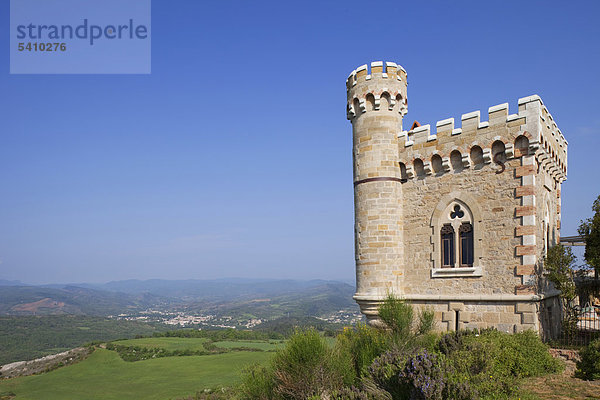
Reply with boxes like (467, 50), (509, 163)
(518, 96), (568, 182)
(397, 96), (567, 184)
(346, 61), (408, 123)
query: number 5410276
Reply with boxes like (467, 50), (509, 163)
(18, 42), (66, 51)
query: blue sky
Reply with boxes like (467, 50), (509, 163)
(0, 1), (598, 284)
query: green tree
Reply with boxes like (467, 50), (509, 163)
(578, 194), (600, 278)
(544, 244), (578, 337)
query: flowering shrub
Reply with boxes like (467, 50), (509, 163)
(399, 351), (446, 400)
(436, 329), (475, 355)
(368, 350), (409, 399)
(446, 329), (561, 398)
(237, 298), (559, 400)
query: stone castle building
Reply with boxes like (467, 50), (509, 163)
(346, 61), (567, 337)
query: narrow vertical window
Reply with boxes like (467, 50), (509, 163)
(546, 223), (550, 256)
(441, 224), (455, 268)
(459, 222), (473, 267)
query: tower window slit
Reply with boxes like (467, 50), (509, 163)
(455, 310), (460, 331)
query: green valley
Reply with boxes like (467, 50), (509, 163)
(0, 347), (271, 400)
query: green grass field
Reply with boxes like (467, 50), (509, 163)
(0, 348), (272, 400)
(112, 337), (211, 351)
(213, 340), (283, 351)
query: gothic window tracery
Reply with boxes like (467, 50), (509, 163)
(431, 194), (482, 277)
(437, 201), (475, 269)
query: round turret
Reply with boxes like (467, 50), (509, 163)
(346, 61), (408, 322)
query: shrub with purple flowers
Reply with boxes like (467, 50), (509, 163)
(445, 329), (561, 398)
(236, 296), (559, 400)
(367, 350), (409, 399)
(399, 351), (446, 400)
(436, 329), (475, 355)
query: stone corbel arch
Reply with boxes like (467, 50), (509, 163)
(430, 191), (484, 277)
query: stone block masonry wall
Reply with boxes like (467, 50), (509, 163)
(346, 61), (567, 335)
(347, 62), (408, 319)
(399, 101), (529, 297)
(410, 301), (539, 333)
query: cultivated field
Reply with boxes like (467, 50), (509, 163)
(213, 340), (283, 351)
(0, 340), (273, 400)
(112, 337), (212, 352)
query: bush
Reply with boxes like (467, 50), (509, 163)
(368, 349), (410, 399)
(240, 328), (353, 399)
(378, 296), (436, 352)
(544, 245), (578, 337)
(415, 308), (436, 337)
(445, 329), (561, 398)
(399, 350), (446, 400)
(337, 323), (389, 379)
(576, 338), (600, 380)
(271, 328), (351, 399)
(238, 364), (276, 400)
(436, 329), (476, 355)
(366, 348), (475, 400)
(378, 296), (414, 340)
(239, 311), (561, 399)
(330, 385), (391, 400)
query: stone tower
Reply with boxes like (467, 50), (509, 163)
(346, 61), (567, 338)
(346, 62), (408, 321)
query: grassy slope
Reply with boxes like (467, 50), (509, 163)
(213, 340), (283, 351)
(111, 337), (282, 351)
(0, 316), (168, 365)
(0, 348), (271, 400)
(112, 337), (211, 351)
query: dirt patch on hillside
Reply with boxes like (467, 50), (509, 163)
(10, 298), (66, 313)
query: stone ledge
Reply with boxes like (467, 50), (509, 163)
(431, 266), (483, 278)
(353, 291), (560, 302)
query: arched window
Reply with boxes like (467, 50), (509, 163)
(399, 162), (408, 181)
(438, 202), (472, 268)
(469, 146), (484, 167)
(544, 202), (551, 256)
(441, 224), (455, 268)
(414, 158), (425, 178)
(430, 196), (482, 277)
(450, 150), (463, 172)
(459, 223), (474, 267)
(431, 154), (444, 175)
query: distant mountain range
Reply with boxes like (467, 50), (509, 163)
(0, 285), (170, 316)
(0, 278), (358, 319)
(0, 279), (25, 286)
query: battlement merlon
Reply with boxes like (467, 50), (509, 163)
(518, 96), (568, 178)
(398, 95), (567, 180)
(346, 61), (408, 122)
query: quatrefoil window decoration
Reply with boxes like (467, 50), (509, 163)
(450, 204), (464, 219)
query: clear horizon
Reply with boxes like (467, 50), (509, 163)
(0, 276), (356, 286)
(1, 0), (598, 284)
